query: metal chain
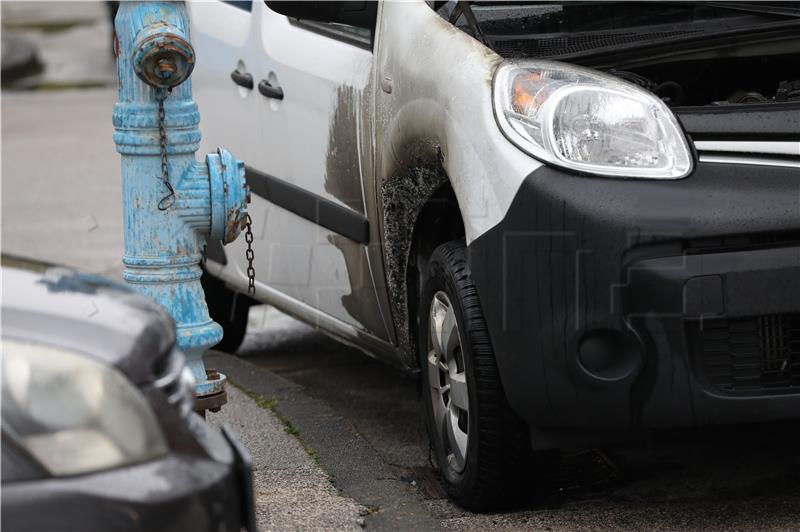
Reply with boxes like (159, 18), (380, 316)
(153, 88), (253, 295)
(155, 88), (176, 211)
(244, 214), (256, 296)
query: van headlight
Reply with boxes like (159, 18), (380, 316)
(1, 340), (168, 476)
(493, 61), (692, 179)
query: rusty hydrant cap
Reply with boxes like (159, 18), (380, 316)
(131, 24), (195, 89)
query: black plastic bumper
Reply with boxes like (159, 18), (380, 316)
(2, 421), (255, 532)
(468, 162), (800, 434)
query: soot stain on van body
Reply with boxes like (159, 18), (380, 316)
(381, 166), (447, 362)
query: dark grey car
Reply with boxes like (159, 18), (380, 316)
(1, 266), (255, 531)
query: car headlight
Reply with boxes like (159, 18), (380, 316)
(1, 340), (168, 476)
(493, 61), (693, 179)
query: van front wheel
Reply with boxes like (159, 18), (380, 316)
(418, 240), (533, 511)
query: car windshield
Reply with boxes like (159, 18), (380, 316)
(437, 1), (800, 58)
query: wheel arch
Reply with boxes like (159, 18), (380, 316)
(407, 182), (466, 365)
(379, 159), (466, 367)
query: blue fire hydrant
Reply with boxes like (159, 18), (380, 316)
(113, 1), (248, 410)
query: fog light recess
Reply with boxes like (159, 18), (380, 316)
(577, 330), (642, 381)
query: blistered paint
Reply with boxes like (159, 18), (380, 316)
(381, 166), (448, 361)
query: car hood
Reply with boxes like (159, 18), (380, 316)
(1, 267), (176, 385)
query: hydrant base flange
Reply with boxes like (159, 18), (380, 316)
(194, 389), (228, 414)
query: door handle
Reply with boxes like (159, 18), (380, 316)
(258, 79), (284, 100)
(230, 68), (254, 89)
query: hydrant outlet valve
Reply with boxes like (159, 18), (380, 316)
(208, 148), (250, 244)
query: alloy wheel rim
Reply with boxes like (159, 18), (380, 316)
(427, 291), (469, 473)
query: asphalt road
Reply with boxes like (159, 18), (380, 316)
(219, 306), (800, 530)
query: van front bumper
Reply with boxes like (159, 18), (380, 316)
(468, 162), (800, 433)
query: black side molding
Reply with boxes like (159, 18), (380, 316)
(245, 167), (370, 245)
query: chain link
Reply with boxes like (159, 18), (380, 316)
(155, 88), (175, 211)
(244, 214), (256, 296)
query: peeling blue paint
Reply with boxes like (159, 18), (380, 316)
(113, 2), (249, 400)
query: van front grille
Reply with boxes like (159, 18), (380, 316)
(693, 140), (800, 169)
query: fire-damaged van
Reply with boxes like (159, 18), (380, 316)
(190, 1), (800, 509)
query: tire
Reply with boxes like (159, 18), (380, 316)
(418, 240), (533, 511)
(201, 271), (252, 354)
